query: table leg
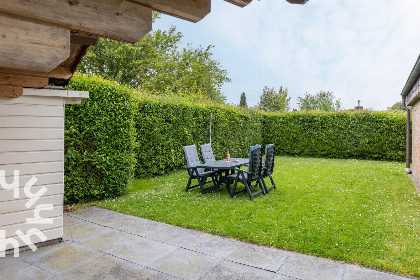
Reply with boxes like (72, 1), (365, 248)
(224, 170), (233, 196)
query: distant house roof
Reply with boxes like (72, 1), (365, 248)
(401, 54), (420, 106)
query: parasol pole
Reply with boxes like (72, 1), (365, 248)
(210, 113), (212, 144)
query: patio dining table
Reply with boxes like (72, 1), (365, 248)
(195, 158), (249, 196)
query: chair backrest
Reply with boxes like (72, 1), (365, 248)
(248, 144), (262, 181)
(183, 145), (203, 175)
(263, 144), (275, 176)
(200, 143), (216, 163)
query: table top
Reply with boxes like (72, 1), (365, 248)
(195, 158), (249, 170)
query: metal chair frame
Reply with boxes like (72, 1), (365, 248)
(226, 144), (265, 200)
(183, 145), (219, 194)
(262, 144), (276, 193)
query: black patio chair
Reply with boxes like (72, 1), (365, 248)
(183, 145), (219, 194)
(200, 142), (219, 174)
(226, 144), (265, 200)
(262, 144), (276, 193)
(200, 143), (217, 170)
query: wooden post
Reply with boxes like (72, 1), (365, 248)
(0, 86), (23, 98)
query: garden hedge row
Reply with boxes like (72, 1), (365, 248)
(262, 111), (406, 161)
(64, 75), (407, 202)
(134, 96), (262, 177)
(65, 74), (136, 203)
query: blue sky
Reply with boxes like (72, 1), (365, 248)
(153, 0), (420, 111)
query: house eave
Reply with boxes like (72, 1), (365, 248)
(401, 54), (420, 106)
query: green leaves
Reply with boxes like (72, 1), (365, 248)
(134, 96), (262, 177)
(262, 111), (407, 161)
(387, 101), (405, 111)
(297, 91), (342, 111)
(257, 86), (290, 112)
(78, 25), (230, 104)
(65, 74), (137, 203)
(64, 75), (407, 203)
(239, 92), (247, 108)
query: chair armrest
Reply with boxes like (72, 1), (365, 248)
(233, 167), (250, 174)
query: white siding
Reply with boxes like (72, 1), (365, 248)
(0, 140), (64, 153)
(0, 95), (64, 253)
(0, 184), (63, 203)
(0, 151), (63, 165)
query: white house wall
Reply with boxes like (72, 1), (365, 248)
(0, 94), (65, 252)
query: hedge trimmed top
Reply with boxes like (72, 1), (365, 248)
(65, 74), (406, 202)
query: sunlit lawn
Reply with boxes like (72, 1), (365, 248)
(78, 156), (420, 277)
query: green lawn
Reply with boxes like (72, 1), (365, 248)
(79, 156), (420, 277)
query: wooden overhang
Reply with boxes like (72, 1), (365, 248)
(224, 0), (252, 8)
(286, 0), (310, 4)
(401, 54), (420, 106)
(0, 0), (308, 98)
(0, 32), (99, 98)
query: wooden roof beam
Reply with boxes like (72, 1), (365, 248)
(285, 0), (310, 4)
(131, 0), (210, 23)
(224, 0), (309, 7)
(70, 33), (99, 46)
(0, 86), (23, 98)
(224, 0), (252, 8)
(0, 67), (74, 81)
(0, 13), (70, 73)
(0, 0), (152, 44)
(0, 73), (48, 88)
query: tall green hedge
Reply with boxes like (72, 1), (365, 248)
(262, 111), (406, 161)
(63, 75), (407, 202)
(65, 74), (136, 203)
(134, 96), (261, 177)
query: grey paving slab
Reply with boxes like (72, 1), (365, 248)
(64, 220), (109, 240)
(343, 264), (414, 280)
(278, 252), (346, 280)
(146, 223), (206, 247)
(59, 254), (179, 280)
(25, 243), (102, 273)
(0, 254), (26, 269)
(109, 235), (178, 266)
(275, 275), (302, 280)
(149, 248), (221, 280)
(184, 233), (243, 258)
(68, 207), (126, 225)
(81, 228), (127, 252)
(225, 242), (289, 272)
(18, 241), (69, 261)
(0, 259), (49, 280)
(199, 260), (281, 280)
(69, 207), (167, 237)
(105, 215), (167, 236)
(63, 215), (83, 227)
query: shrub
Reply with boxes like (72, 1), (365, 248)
(64, 75), (407, 202)
(65, 74), (136, 203)
(134, 96), (262, 177)
(262, 111), (406, 161)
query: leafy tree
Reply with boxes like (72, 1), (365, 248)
(257, 86), (290, 112)
(78, 22), (230, 103)
(387, 101), (405, 111)
(298, 91), (342, 111)
(239, 92), (247, 108)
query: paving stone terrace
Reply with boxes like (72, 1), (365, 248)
(1, 207), (418, 280)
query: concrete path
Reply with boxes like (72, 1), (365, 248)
(1, 207), (417, 280)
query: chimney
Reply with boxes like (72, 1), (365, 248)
(354, 100), (363, 110)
